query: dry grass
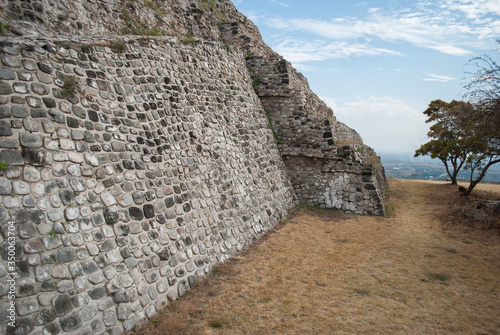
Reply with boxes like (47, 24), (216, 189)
(134, 178), (500, 335)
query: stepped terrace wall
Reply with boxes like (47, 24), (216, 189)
(245, 55), (385, 216)
(0, 36), (297, 334)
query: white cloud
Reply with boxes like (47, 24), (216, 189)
(330, 96), (428, 152)
(422, 73), (456, 82)
(263, 0), (500, 59)
(273, 39), (403, 63)
(269, 0), (290, 7)
(441, 0), (500, 19)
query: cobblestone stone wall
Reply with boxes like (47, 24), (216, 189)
(0, 36), (297, 334)
(0, 0), (387, 333)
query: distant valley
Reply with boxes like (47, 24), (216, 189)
(380, 152), (500, 183)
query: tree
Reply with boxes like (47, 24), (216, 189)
(415, 100), (473, 185)
(461, 50), (500, 195)
(417, 47), (500, 196)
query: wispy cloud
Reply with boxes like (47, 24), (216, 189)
(263, 0), (499, 62)
(269, 0), (290, 8)
(422, 73), (456, 82)
(274, 39), (403, 63)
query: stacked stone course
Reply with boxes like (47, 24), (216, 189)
(0, 37), (297, 334)
(244, 48), (385, 215)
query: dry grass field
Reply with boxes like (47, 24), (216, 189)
(135, 178), (500, 335)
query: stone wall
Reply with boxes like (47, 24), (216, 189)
(244, 50), (385, 215)
(0, 36), (297, 334)
(0, 0), (387, 333)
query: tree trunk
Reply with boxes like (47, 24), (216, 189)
(463, 159), (500, 196)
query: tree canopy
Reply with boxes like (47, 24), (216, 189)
(416, 49), (500, 195)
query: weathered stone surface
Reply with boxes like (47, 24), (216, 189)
(53, 294), (74, 316)
(20, 133), (43, 148)
(0, 120), (12, 136)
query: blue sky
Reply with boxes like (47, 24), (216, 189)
(232, 0), (500, 154)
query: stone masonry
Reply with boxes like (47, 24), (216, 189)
(0, 0), (386, 334)
(0, 37), (297, 334)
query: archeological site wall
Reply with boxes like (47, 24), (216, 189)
(0, 37), (297, 334)
(246, 54), (385, 216)
(0, 0), (386, 333)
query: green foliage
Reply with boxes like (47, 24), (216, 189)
(252, 77), (262, 86)
(416, 97), (500, 195)
(48, 230), (59, 238)
(199, 0), (217, 11)
(209, 319), (229, 328)
(109, 39), (127, 53)
(180, 34), (197, 44)
(415, 100), (475, 185)
(265, 110), (285, 142)
(61, 76), (80, 97)
(425, 272), (450, 283)
(0, 21), (11, 35)
(0, 161), (8, 170)
(385, 203), (395, 217)
(145, 0), (166, 16)
(120, 5), (166, 36)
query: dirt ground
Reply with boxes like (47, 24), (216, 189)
(135, 178), (500, 335)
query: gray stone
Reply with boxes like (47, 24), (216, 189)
(32, 83), (50, 95)
(0, 177), (12, 195)
(60, 311), (83, 332)
(0, 68), (15, 80)
(0, 106), (10, 118)
(16, 297), (39, 316)
(143, 204), (155, 218)
(12, 180), (30, 194)
(88, 287), (107, 300)
(0, 120), (12, 136)
(9, 317), (34, 334)
(0, 82), (13, 95)
(33, 308), (57, 326)
(53, 294), (73, 316)
(72, 105), (87, 119)
(23, 166), (41, 182)
(82, 260), (99, 274)
(12, 105), (29, 117)
(57, 247), (76, 262)
(117, 305), (132, 320)
(20, 133), (43, 148)
(64, 207), (80, 221)
(52, 265), (70, 279)
(24, 239), (44, 253)
(0, 150), (23, 165)
(43, 322), (60, 335)
(103, 208), (119, 224)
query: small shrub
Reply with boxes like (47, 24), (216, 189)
(180, 34), (197, 44)
(0, 22), (11, 35)
(265, 109), (285, 142)
(110, 39), (127, 53)
(209, 318), (229, 328)
(61, 76), (80, 97)
(425, 272), (450, 282)
(252, 77), (262, 86)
